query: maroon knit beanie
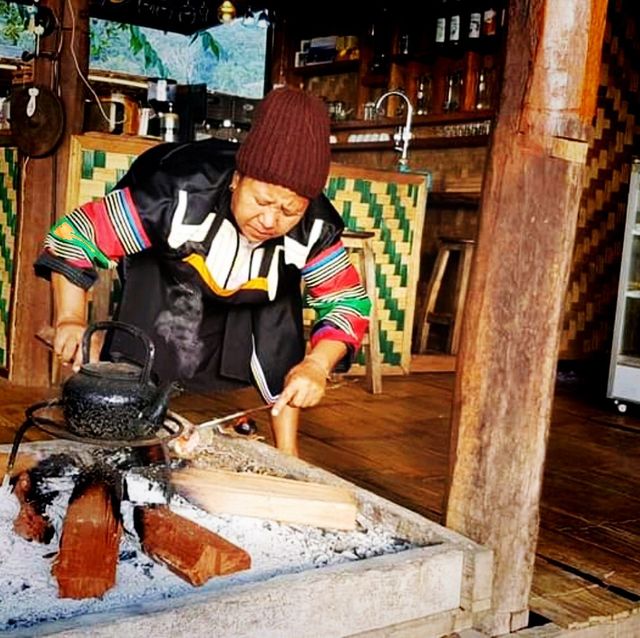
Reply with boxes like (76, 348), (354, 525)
(236, 87), (331, 199)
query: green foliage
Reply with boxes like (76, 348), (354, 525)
(0, 1), (30, 46)
(191, 30), (221, 59)
(90, 18), (221, 79)
(90, 17), (267, 98)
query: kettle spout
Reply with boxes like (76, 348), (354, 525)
(142, 381), (177, 426)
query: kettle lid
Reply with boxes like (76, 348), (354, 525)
(80, 361), (147, 382)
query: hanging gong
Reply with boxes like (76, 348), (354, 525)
(11, 85), (65, 158)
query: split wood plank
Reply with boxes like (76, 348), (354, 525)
(173, 467), (357, 530)
(530, 558), (637, 629)
(52, 482), (122, 599)
(134, 505), (251, 586)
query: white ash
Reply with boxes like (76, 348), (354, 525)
(0, 446), (421, 635)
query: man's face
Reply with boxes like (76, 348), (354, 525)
(230, 172), (309, 243)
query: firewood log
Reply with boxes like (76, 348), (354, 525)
(134, 505), (251, 586)
(12, 471), (54, 544)
(52, 482), (122, 599)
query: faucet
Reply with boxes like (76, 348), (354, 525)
(375, 90), (414, 172)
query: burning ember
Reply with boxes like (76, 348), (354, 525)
(0, 441), (419, 634)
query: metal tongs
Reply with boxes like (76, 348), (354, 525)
(195, 404), (273, 432)
(195, 378), (357, 433)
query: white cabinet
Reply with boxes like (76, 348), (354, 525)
(608, 159), (640, 412)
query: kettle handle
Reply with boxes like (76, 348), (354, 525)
(82, 321), (154, 383)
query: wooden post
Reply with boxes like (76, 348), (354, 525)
(10, 0), (89, 386)
(444, 1), (608, 635)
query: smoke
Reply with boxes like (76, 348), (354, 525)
(154, 285), (204, 379)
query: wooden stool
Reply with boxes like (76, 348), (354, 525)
(342, 230), (382, 394)
(417, 236), (475, 355)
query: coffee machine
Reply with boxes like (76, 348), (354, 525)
(142, 79), (207, 143)
(143, 78), (179, 142)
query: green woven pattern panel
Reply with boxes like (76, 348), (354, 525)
(78, 149), (137, 320)
(320, 175), (422, 369)
(78, 149), (134, 203)
(559, 0), (640, 358)
(0, 147), (18, 369)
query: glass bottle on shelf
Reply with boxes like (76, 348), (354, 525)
(481, 2), (500, 52)
(369, 5), (392, 74)
(468, 2), (482, 49)
(475, 68), (489, 110)
(448, 0), (463, 55)
(416, 74), (432, 115)
(434, 0), (448, 53)
(443, 71), (462, 112)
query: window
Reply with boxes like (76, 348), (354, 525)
(89, 16), (269, 99)
(0, 2), (35, 62)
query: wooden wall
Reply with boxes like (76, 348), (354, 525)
(559, 0), (640, 359)
(334, 0), (640, 362)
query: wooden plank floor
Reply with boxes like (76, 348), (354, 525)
(1, 369), (639, 631)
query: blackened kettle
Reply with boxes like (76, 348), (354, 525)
(62, 321), (173, 440)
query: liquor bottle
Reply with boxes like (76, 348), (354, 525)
(475, 68), (489, 110)
(395, 17), (413, 59)
(434, 0), (448, 52)
(448, 0), (463, 54)
(369, 5), (392, 74)
(482, 3), (499, 40)
(415, 74), (432, 115)
(467, 1), (482, 49)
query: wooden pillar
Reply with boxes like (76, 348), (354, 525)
(444, 1), (607, 635)
(10, 0), (89, 386)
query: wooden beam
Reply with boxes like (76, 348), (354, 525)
(444, 1), (609, 635)
(10, 0), (89, 386)
(135, 505), (251, 586)
(173, 466), (358, 530)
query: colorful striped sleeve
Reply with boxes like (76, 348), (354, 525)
(301, 241), (371, 352)
(38, 187), (151, 286)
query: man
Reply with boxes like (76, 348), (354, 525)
(35, 87), (371, 456)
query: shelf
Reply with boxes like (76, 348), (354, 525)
(625, 290), (640, 298)
(428, 191), (481, 208)
(292, 59), (360, 77)
(331, 110), (494, 132)
(330, 134), (489, 152)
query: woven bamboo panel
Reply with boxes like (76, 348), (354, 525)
(559, 0), (640, 358)
(0, 147), (18, 372)
(320, 167), (427, 373)
(66, 135), (158, 323)
(68, 137), (428, 375)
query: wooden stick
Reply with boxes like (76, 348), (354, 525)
(0, 452), (38, 480)
(135, 505), (251, 586)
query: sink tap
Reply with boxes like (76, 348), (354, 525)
(375, 90), (414, 172)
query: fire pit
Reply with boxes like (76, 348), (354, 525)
(0, 435), (492, 638)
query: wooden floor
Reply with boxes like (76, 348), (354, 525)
(1, 366), (639, 632)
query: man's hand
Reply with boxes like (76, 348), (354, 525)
(54, 321), (103, 372)
(53, 321), (87, 372)
(271, 356), (328, 417)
